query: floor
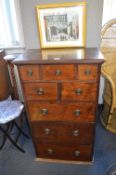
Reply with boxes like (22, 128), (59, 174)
(0, 108), (116, 175)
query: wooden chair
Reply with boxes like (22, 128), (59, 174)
(0, 50), (29, 152)
(100, 18), (116, 63)
(100, 19), (116, 133)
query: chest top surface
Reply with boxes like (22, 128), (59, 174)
(13, 48), (104, 65)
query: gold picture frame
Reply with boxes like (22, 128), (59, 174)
(36, 2), (86, 49)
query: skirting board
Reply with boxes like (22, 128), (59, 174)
(34, 157), (94, 165)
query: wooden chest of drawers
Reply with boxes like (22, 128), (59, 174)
(14, 48), (104, 163)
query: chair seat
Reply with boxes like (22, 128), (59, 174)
(0, 99), (24, 124)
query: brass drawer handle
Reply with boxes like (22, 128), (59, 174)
(41, 109), (48, 115)
(36, 88), (44, 95)
(73, 130), (79, 136)
(74, 150), (80, 157)
(44, 128), (50, 135)
(55, 69), (62, 76)
(85, 69), (91, 75)
(27, 70), (33, 76)
(75, 89), (82, 95)
(47, 149), (53, 155)
(74, 109), (81, 116)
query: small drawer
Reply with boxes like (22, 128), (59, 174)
(27, 102), (95, 122)
(35, 143), (93, 161)
(19, 65), (40, 81)
(31, 122), (95, 145)
(42, 65), (74, 80)
(78, 64), (98, 81)
(62, 82), (97, 101)
(23, 82), (58, 101)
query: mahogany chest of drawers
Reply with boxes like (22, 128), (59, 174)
(14, 48), (104, 163)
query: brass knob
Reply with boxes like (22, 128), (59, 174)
(75, 89), (82, 95)
(73, 130), (79, 136)
(36, 88), (44, 95)
(27, 70), (33, 76)
(85, 69), (91, 75)
(47, 149), (53, 155)
(41, 109), (48, 115)
(44, 128), (50, 135)
(55, 69), (61, 75)
(74, 150), (80, 157)
(74, 109), (81, 116)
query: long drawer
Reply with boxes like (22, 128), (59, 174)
(27, 102), (96, 122)
(42, 64), (74, 80)
(35, 143), (93, 161)
(31, 122), (95, 145)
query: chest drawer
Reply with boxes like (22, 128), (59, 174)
(19, 65), (40, 81)
(62, 82), (97, 101)
(42, 64), (74, 80)
(23, 82), (58, 101)
(36, 143), (93, 161)
(78, 64), (98, 81)
(31, 122), (95, 145)
(27, 102), (95, 122)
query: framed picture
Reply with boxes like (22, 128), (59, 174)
(36, 2), (86, 49)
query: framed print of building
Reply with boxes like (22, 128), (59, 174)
(36, 2), (86, 48)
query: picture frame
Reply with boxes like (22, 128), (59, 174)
(36, 2), (86, 49)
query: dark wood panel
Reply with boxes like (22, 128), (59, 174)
(78, 64), (98, 81)
(19, 65), (40, 81)
(27, 102), (96, 122)
(23, 82), (58, 101)
(13, 48), (104, 65)
(31, 122), (95, 145)
(42, 65), (74, 80)
(62, 82), (97, 101)
(35, 143), (93, 161)
(0, 51), (12, 100)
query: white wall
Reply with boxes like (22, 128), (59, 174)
(19, 0), (104, 103)
(19, 0), (104, 49)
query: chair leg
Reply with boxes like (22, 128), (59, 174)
(22, 111), (31, 136)
(0, 125), (25, 153)
(13, 120), (29, 139)
(9, 121), (14, 133)
(0, 123), (11, 150)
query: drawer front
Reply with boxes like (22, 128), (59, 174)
(78, 64), (98, 81)
(42, 65), (74, 80)
(19, 65), (40, 81)
(35, 143), (93, 161)
(62, 82), (97, 101)
(31, 122), (95, 144)
(23, 83), (58, 101)
(27, 102), (95, 122)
